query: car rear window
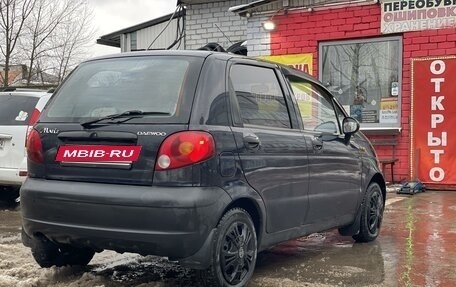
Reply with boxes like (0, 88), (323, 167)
(0, 95), (39, 126)
(44, 56), (204, 124)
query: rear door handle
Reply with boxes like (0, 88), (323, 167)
(312, 136), (323, 150)
(243, 134), (260, 150)
(0, 134), (12, 140)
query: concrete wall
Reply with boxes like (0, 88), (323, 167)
(245, 16), (271, 56)
(120, 18), (182, 52)
(185, 0), (248, 50)
(136, 19), (181, 50)
(246, 0), (362, 12)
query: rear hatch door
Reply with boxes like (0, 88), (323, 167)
(36, 54), (204, 185)
(0, 94), (38, 168)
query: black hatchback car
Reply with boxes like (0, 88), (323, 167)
(21, 50), (385, 287)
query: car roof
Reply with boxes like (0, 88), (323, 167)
(0, 90), (48, 98)
(35, 94), (51, 111)
(86, 50), (219, 62)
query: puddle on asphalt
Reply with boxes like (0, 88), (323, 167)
(251, 232), (385, 287)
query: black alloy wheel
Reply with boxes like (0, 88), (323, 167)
(367, 189), (383, 234)
(199, 208), (257, 287)
(221, 221), (256, 284)
(353, 183), (384, 242)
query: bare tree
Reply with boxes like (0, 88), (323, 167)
(0, 0), (35, 87)
(48, 3), (94, 83)
(21, 0), (81, 85)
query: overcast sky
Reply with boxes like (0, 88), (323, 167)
(90, 0), (177, 56)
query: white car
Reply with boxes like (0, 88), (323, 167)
(0, 89), (51, 196)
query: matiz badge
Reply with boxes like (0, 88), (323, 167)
(55, 145), (142, 162)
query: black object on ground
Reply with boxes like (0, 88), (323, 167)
(397, 181), (426, 195)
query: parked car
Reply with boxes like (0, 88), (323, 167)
(0, 89), (51, 200)
(21, 51), (386, 287)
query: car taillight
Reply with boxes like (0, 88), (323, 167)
(25, 108), (40, 147)
(26, 129), (43, 164)
(155, 131), (215, 170)
(29, 108), (41, 126)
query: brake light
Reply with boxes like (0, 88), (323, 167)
(29, 108), (41, 126)
(155, 131), (215, 170)
(25, 108), (40, 147)
(26, 129), (43, 164)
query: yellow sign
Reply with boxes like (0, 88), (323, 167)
(260, 53), (313, 75)
(289, 82), (313, 118)
(259, 54), (314, 120)
(380, 97), (398, 110)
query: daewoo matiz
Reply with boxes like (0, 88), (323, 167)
(21, 51), (386, 287)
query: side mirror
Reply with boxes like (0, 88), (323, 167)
(342, 117), (360, 141)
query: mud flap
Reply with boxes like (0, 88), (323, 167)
(178, 228), (216, 270)
(21, 227), (33, 247)
(338, 205), (362, 236)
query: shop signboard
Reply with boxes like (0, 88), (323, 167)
(411, 56), (456, 185)
(260, 54), (313, 75)
(381, 0), (456, 34)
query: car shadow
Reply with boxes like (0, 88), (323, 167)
(0, 186), (20, 210)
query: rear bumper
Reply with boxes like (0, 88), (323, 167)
(21, 178), (231, 262)
(0, 167), (26, 186)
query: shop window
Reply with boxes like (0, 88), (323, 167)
(130, 32), (137, 51)
(319, 37), (402, 130)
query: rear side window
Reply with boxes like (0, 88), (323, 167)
(45, 56), (203, 123)
(0, 95), (38, 126)
(230, 65), (291, 129)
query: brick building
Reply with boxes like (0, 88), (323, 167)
(0, 64), (58, 87)
(185, 0), (456, 188)
(98, 0), (456, 188)
(0, 64), (27, 86)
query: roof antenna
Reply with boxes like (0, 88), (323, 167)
(214, 24), (233, 45)
(147, 5), (181, 50)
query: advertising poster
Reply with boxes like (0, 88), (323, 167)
(381, 0), (456, 34)
(411, 56), (456, 185)
(380, 97), (399, 123)
(361, 110), (378, 123)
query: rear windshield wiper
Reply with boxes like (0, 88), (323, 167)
(80, 110), (170, 128)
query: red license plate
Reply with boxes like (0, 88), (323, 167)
(55, 145), (142, 162)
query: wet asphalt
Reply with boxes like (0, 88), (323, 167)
(0, 190), (455, 287)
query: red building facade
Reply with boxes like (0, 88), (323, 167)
(266, 4), (456, 186)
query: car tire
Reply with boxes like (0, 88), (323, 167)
(353, 183), (384, 243)
(31, 237), (95, 268)
(198, 208), (257, 287)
